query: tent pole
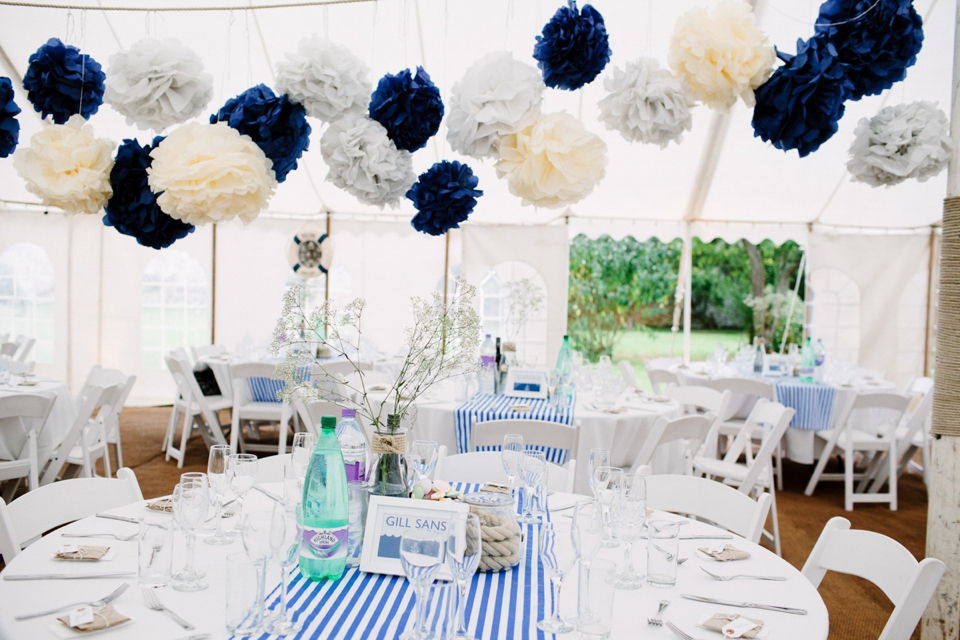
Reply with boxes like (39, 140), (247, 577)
(443, 231), (450, 308)
(670, 242), (686, 357)
(683, 225), (692, 364)
(211, 224), (217, 344)
(324, 213), (331, 337)
(779, 251), (805, 354)
(923, 1), (960, 637)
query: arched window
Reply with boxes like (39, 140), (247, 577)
(479, 261), (549, 367)
(0, 242), (55, 363)
(141, 250), (210, 369)
(808, 268), (860, 365)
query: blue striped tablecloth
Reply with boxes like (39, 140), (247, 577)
(248, 483), (550, 640)
(454, 394), (575, 464)
(774, 377), (838, 431)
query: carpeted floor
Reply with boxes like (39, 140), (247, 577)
(112, 406), (929, 639)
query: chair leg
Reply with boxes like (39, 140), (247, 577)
(767, 487), (781, 557)
(230, 409), (241, 454)
(176, 414), (194, 469)
(804, 441), (833, 496)
(888, 445), (898, 511)
(164, 405), (181, 460)
(113, 423), (124, 470)
(844, 449), (854, 511)
(774, 442), (783, 491)
(27, 431), (38, 491)
(856, 453), (884, 493)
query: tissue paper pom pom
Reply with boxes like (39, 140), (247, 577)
(211, 84), (311, 183)
(369, 67), (443, 152)
(0, 77), (20, 158)
(847, 101), (952, 187)
(407, 160), (483, 236)
(13, 114), (114, 214)
(275, 36), (372, 123)
(104, 137), (195, 249)
(598, 58), (693, 148)
(668, 0), (775, 109)
(147, 122), (277, 225)
(752, 38), (853, 157)
(22, 38), (104, 124)
(104, 37), (214, 132)
(815, 0), (923, 100)
(496, 112), (607, 208)
(320, 113), (415, 208)
(533, 0), (611, 91)
(446, 52), (544, 160)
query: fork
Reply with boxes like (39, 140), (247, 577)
(142, 588), (194, 629)
(15, 582), (129, 620)
(699, 566), (786, 581)
(655, 544), (689, 564)
(648, 600), (670, 626)
(61, 532), (138, 541)
(666, 620), (707, 640)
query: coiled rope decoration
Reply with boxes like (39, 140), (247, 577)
(470, 507), (522, 572)
(932, 197), (959, 436)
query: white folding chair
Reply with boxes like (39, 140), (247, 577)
(191, 344), (227, 361)
(801, 517), (944, 640)
(898, 376), (934, 484)
(710, 377), (783, 490)
(0, 467), (143, 563)
(315, 359), (361, 378)
(864, 388), (933, 494)
(645, 367), (679, 395)
(41, 383), (123, 484)
(618, 360), (638, 389)
(229, 362), (295, 455)
(434, 450), (576, 493)
(665, 385), (732, 460)
(471, 419), (579, 460)
(14, 337), (34, 363)
(75, 366), (136, 470)
(632, 413), (715, 475)
(804, 392), (910, 511)
(644, 474), (772, 544)
(163, 355), (231, 468)
(0, 394), (55, 500)
(693, 399), (795, 556)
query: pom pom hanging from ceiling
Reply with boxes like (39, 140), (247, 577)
(275, 36), (372, 123)
(0, 77), (20, 158)
(22, 38), (105, 124)
(369, 67), (444, 152)
(104, 137), (195, 250)
(407, 160), (483, 236)
(533, 0), (611, 91)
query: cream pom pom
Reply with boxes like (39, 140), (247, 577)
(598, 57), (693, 148)
(320, 113), (415, 209)
(147, 121), (276, 225)
(275, 36), (372, 123)
(446, 51), (545, 160)
(13, 114), (114, 215)
(847, 101), (953, 188)
(496, 112), (607, 209)
(105, 37), (214, 131)
(668, 0), (775, 110)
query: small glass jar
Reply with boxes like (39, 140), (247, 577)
(463, 492), (522, 572)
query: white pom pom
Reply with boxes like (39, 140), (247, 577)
(668, 0), (775, 110)
(847, 101), (953, 188)
(105, 37), (213, 131)
(320, 113), (415, 209)
(147, 122), (277, 225)
(13, 115), (115, 215)
(598, 58), (694, 148)
(496, 112), (607, 209)
(446, 51), (545, 160)
(275, 36), (372, 123)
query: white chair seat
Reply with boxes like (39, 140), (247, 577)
(234, 402), (285, 421)
(693, 457), (771, 488)
(816, 427), (892, 450)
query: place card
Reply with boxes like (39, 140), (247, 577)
(55, 545), (110, 561)
(69, 607), (94, 628)
(702, 613), (765, 639)
(56, 605), (131, 634)
(698, 544), (751, 562)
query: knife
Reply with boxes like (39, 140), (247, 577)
(4, 572), (137, 581)
(96, 513), (139, 524)
(639, 534), (733, 540)
(253, 485), (283, 503)
(681, 593), (808, 615)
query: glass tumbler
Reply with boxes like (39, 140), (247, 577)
(646, 520), (681, 588)
(576, 558), (616, 639)
(138, 517), (173, 588)
(225, 552), (264, 636)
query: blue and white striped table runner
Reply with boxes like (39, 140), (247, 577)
(774, 378), (838, 430)
(454, 394), (575, 464)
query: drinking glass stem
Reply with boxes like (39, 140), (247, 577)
(622, 540), (634, 574)
(413, 584), (428, 640)
(550, 575), (564, 625)
(184, 531), (196, 577)
(214, 496), (224, 537)
(279, 568), (290, 622)
(577, 560), (591, 619)
(256, 558), (267, 621)
(456, 580), (469, 635)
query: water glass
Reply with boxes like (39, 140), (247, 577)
(576, 559), (616, 639)
(138, 517), (173, 588)
(646, 520), (681, 588)
(225, 552), (263, 636)
(399, 529), (446, 640)
(592, 466), (623, 548)
(537, 522), (577, 634)
(572, 501), (604, 626)
(518, 450), (546, 524)
(586, 449), (610, 500)
(610, 480), (646, 589)
(229, 453), (259, 514)
(446, 512), (482, 640)
(291, 432), (316, 483)
(266, 504), (302, 635)
(205, 444), (233, 545)
(172, 479), (209, 591)
(501, 434), (523, 499)
(411, 440), (439, 480)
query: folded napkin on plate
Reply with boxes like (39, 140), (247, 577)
(55, 545), (110, 561)
(702, 613), (765, 638)
(146, 498), (172, 512)
(698, 544), (751, 561)
(57, 605), (130, 632)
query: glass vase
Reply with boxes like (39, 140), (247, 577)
(370, 421), (409, 498)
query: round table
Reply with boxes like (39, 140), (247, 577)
(0, 374), (76, 468)
(0, 488), (828, 639)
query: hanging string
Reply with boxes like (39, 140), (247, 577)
(220, 9), (235, 102)
(323, 4), (329, 39)
(371, 0), (378, 73)
(764, 0), (882, 27)
(643, 0), (652, 56)
(65, 9), (76, 44)
(244, 9), (253, 87)
(78, 9), (86, 118)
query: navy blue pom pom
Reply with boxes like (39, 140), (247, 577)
(369, 67), (444, 152)
(533, 0), (611, 91)
(23, 38), (104, 124)
(752, 38), (854, 157)
(815, 0), (923, 99)
(407, 160), (482, 236)
(104, 137), (195, 250)
(0, 77), (20, 158)
(211, 84), (311, 183)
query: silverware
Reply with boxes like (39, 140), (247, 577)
(4, 572), (136, 581)
(96, 513), (139, 524)
(175, 635), (212, 640)
(61, 532), (138, 541)
(699, 566), (787, 581)
(142, 588), (194, 629)
(252, 485), (282, 503)
(640, 534), (733, 540)
(15, 582), (129, 620)
(666, 620), (707, 640)
(648, 600), (670, 626)
(681, 593), (808, 615)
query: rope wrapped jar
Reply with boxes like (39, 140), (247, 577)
(463, 492), (523, 572)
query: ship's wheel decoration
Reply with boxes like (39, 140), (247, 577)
(287, 223), (333, 278)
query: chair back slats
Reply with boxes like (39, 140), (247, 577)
(646, 368), (679, 394)
(618, 360), (638, 388)
(634, 414), (713, 470)
(710, 377), (776, 400)
(471, 419), (578, 458)
(722, 399), (795, 494)
(39, 383), (122, 485)
(435, 450), (574, 493)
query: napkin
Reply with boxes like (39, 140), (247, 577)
(702, 613), (765, 638)
(146, 498), (172, 512)
(55, 545), (110, 561)
(57, 606), (130, 633)
(698, 544), (751, 561)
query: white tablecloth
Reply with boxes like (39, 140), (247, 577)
(0, 487), (828, 640)
(0, 376), (76, 468)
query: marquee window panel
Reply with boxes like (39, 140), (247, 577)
(141, 250), (210, 369)
(0, 242), (56, 363)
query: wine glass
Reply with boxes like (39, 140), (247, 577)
(537, 522), (577, 634)
(518, 450), (546, 524)
(404, 453), (423, 496)
(611, 473), (646, 589)
(171, 479), (209, 592)
(501, 434), (523, 499)
(587, 449), (611, 501)
(265, 504), (303, 635)
(241, 509), (284, 632)
(446, 513), (482, 640)
(228, 453), (259, 517)
(291, 432), (316, 483)
(399, 528), (446, 640)
(411, 440), (439, 480)
(205, 444), (233, 545)
(571, 500), (604, 627)
(592, 466), (623, 548)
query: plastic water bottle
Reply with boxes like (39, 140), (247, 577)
(336, 409), (368, 566)
(753, 339), (765, 375)
(479, 334), (496, 394)
(799, 338), (815, 384)
(555, 335), (574, 402)
(814, 339), (826, 383)
(299, 415), (349, 581)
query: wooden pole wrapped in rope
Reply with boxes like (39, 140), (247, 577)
(931, 197), (960, 438)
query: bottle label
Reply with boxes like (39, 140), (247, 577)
(302, 526), (348, 560)
(345, 461), (366, 484)
(480, 356), (495, 365)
